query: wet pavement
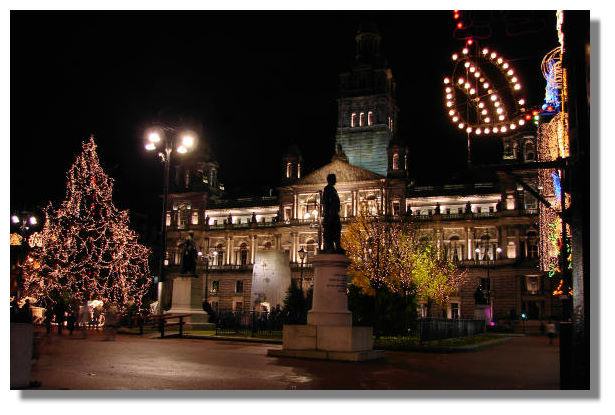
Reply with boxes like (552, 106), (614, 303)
(29, 331), (559, 390)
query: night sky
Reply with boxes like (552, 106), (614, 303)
(11, 11), (557, 228)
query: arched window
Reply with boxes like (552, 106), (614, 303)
(264, 241), (272, 250)
(392, 153), (399, 170)
(215, 243), (224, 266)
(351, 112), (357, 127)
(449, 235), (461, 261)
(305, 239), (317, 256)
(286, 162), (292, 178)
(367, 111), (374, 126)
(191, 211), (199, 225)
(480, 234), (493, 260)
(240, 242), (248, 266)
(359, 112), (365, 127)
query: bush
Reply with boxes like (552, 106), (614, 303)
(282, 279), (308, 324)
(348, 284), (417, 337)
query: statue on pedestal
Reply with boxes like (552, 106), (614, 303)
(179, 232), (198, 275)
(321, 173), (344, 254)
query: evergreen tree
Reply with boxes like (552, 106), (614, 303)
(22, 137), (151, 312)
(282, 279), (308, 324)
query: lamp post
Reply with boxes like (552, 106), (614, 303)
(11, 212), (39, 298)
(144, 127), (197, 291)
(298, 247), (307, 294)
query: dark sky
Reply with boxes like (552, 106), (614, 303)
(11, 10), (557, 225)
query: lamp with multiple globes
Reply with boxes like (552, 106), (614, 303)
(144, 127), (198, 292)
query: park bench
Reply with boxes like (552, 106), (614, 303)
(140, 313), (192, 338)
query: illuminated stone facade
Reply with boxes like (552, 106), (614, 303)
(161, 27), (556, 325)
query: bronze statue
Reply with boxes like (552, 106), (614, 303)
(321, 173), (344, 253)
(180, 232), (198, 275)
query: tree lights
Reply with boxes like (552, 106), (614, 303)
(341, 211), (467, 307)
(22, 137), (152, 311)
(443, 46), (529, 136)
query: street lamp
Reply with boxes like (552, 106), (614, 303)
(298, 247), (307, 294)
(144, 126), (197, 288)
(10, 211), (40, 298)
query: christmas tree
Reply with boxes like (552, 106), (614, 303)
(22, 137), (151, 311)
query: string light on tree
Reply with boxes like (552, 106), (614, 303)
(21, 137), (152, 312)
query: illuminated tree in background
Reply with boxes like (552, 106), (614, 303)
(342, 211), (467, 315)
(22, 137), (151, 311)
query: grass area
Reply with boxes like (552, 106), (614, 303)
(428, 334), (503, 347)
(117, 326), (158, 335)
(374, 333), (506, 351)
(184, 329), (216, 336)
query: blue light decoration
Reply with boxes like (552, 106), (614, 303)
(552, 170), (562, 201)
(541, 48), (561, 113)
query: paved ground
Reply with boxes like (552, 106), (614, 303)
(29, 331), (559, 390)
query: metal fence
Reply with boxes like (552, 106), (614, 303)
(215, 311), (284, 337)
(417, 318), (486, 342)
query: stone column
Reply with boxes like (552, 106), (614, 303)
(290, 231), (297, 263)
(226, 235), (232, 265)
(250, 235), (256, 264)
(293, 193), (298, 219)
(466, 227), (472, 260)
(352, 191), (358, 216)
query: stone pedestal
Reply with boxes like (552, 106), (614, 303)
(167, 276), (210, 328)
(268, 253), (383, 362)
(10, 323), (33, 389)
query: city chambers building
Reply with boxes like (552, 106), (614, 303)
(160, 27), (560, 326)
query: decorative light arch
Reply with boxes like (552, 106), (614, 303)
(443, 46), (529, 135)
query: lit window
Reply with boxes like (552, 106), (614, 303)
(191, 211), (199, 225)
(507, 241), (516, 259)
(359, 112), (365, 127)
(392, 153), (399, 170)
(506, 195), (515, 210)
(211, 280), (220, 293)
(165, 213), (171, 226)
(368, 111), (374, 126)
(286, 162), (292, 178)
(351, 113), (357, 127)
(297, 163), (301, 178)
(392, 200), (400, 216)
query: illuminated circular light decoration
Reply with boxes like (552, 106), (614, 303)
(443, 46), (528, 136)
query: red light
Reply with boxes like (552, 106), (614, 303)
(457, 22), (463, 29)
(454, 13), (459, 19)
(547, 106), (554, 111)
(525, 114), (532, 120)
(466, 38), (473, 45)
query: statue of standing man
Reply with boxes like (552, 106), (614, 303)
(180, 231), (198, 275)
(321, 173), (344, 254)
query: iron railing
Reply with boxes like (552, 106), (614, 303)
(417, 318), (486, 342)
(215, 311), (284, 337)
